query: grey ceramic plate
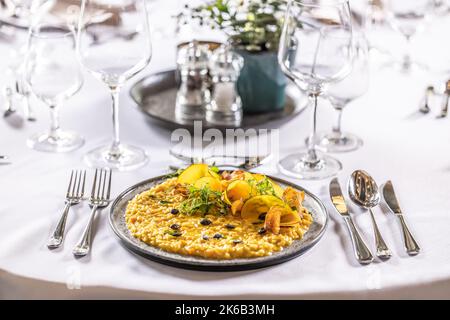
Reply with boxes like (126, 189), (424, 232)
(129, 70), (308, 131)
(109, 174), (328, 271)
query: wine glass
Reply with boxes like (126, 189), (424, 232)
(76, 0), (152, 171)
(383, 0), (435, 72)
(25, 23), (84, 152)
(278, 0), (354, 180)
(313, 33), (369, 153)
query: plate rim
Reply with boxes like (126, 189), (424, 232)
(109, 173), (328, 271)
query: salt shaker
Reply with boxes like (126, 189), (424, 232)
(175, 41), (211, 120)
(206, 45), (244, 126)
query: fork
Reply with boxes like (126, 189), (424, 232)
(73, 168), (112, 257)
(47, 170), (86, 249)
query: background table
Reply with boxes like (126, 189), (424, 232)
(1, 2), (450, 299)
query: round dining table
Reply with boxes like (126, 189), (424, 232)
(1, 3), (450, 299)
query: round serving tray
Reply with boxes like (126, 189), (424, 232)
(109, 173), (328, 271)
(129, 70), (308, 131)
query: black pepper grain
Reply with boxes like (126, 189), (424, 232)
(213, 233), (223, 239)
(258, 227), (266, 235)
(200, 218), (212, 226)
(170, 223), (180, 230)
(170, 208), (179, 215)
(225, 224), (235, 229)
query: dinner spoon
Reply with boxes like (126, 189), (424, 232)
(348, 170), (392, 260)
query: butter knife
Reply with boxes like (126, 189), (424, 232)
(381, 180), (420, 255)
(330, 178), (373, 264)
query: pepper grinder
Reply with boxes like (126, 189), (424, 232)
(175, 41), (211, 120)
(206, 45), (244, 126)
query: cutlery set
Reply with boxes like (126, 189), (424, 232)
(47, 168), (112, 257)
(420, 80), (450, 118)
(330, 170), (420, 265)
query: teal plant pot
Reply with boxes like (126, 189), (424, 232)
(235, 49), (287, 114)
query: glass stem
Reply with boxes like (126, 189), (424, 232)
(109, 86), (121, 158)
(403, 35), (412, 71)
(332, 106), (344, 136)
(49, 105), (60, 139)
(306, 93), (319, 164)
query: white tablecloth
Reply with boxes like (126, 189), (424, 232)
(1, 6), (450, 299)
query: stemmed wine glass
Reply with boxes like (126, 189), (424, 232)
(25, 23), (84, 152)
(313, 33), (369, 153)
(278, 0), (354, 180)
(383, 0), (435, 72)
(76, 0), (152, 170)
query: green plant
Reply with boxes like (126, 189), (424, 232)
(182, 0), (286, 52)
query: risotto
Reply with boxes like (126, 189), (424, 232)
(125, 165), (313, 260)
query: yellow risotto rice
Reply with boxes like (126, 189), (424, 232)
(125, 178), (313, 259)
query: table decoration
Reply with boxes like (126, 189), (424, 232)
(183, 0), (288, 114)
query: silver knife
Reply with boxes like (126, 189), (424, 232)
(330, 178), (373, 264)
(381, 180), (420, 255)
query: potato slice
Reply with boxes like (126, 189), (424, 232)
(208, 168), (221, 180)
(194, 176), (223, 192)
(240, 195), (287, 222)
(177, 164), (209, 184)
(224, 180), (254, 205)
(248, 174), (284, 198)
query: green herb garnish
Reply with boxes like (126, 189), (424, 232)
(210, 166), (220, 173)
(255, 177), (277, 197)
(179, 185), (228, 216)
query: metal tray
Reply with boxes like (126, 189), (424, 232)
(129, 70), (308, 130)
(109, 173), (328, 271)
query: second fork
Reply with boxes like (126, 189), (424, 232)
(73, 168), (112, 257)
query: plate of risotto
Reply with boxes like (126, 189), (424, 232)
(109, 164), (328, 271)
